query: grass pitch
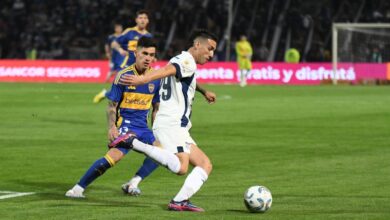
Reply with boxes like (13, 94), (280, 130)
(0, 83), (390, 219)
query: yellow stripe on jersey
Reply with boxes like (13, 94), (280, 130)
(120, 55), (129, 68)
(120, 92), (153, 110)
(114, 66), (134, 84)
(104, 155), (115, 166)
(116, 115), (123, 128)
(122, 26), (150, 36)
(122, 27), (137, 35)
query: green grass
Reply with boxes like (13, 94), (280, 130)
(1, 83), (390, 219)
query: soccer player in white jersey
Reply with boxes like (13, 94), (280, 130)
(109, 29), (217, 212)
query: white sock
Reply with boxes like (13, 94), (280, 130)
(72, 184), (84, 193)
(129, 175), (142, 188)
(173, 166), (208, 202)
(132, 139), (181, 173)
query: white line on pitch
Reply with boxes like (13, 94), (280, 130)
(0, 191), (36, 200)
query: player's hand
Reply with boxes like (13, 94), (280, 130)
(204, 91), (216, 104)
(119, 74), (147, 86)
(108, 126), (119, 142)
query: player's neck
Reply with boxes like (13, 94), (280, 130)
(187, 48), (198, 64)
(134, 64), (146, 75)
(136, 26), (148, 34)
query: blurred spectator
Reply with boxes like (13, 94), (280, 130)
(285, 48), (300, 63)
(1, 0), (390, 62)
(370, 46), (383, 63)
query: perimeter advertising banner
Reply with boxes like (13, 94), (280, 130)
(0, 60), (108, 83)
(0, 60), (388, 84)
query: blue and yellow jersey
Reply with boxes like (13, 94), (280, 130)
(106, 64), (160, 129)
(106, 34), (122, 70)
(115, 26), (152, 68)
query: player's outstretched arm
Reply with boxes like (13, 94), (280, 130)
(119, 64), (177, 86)
(111, 40), (129, 57)
(196, 84), (216, 104)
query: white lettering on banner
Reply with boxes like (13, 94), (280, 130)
(0, 67), (45, 77)
(246, 66), (281, 80)
(296, 67), (356, 81)
(282, 70), (294, 83)
(196, 67), (234, 80)
(47, 67), (100, 78)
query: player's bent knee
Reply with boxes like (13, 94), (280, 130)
(177, 165), (189, 175)
(202, 159), (213, 174)
(107, 148), (125, 164)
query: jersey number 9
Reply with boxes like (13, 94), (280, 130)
(161, 77), (171, 101)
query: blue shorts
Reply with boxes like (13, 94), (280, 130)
(117, 126), (155, 154)
(110, 62), (122, 71)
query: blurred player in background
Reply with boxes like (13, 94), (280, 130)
(66, 37), (160, 198)
(93, 9), (152, 103)
(104, 23), (123, 83)
(109, 29), (218, 212)
(235, 35), (253, 87)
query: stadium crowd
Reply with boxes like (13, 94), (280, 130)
(1, 0), (390, 61)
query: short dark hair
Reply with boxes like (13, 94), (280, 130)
(136, 9), (149, 18)
(187, 29), (218, 48)
(137, 37), (157, 49)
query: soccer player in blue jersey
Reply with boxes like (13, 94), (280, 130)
(93, 10), (152, 103)
(112, 10), (152, 69)
(66, 37), (160, 198)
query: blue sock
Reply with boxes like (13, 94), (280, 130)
(78, 157), (113, 188)
(135, 157), (159, 179)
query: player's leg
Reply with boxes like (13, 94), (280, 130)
(168, 144), (211, 212)
(104, 62), (115, 83)
(130, 138), (189, 174)
(239, 69), (244, 86)
(121, 131), (160, 196)
(122, 157), (159, 196)
(65, 148), (126, 198)
(93, 88), (108, 103)
(244, 61), (252, 86)
(241, 69), (247, 87)
(93, 67), (117, 103)
(110, 129), (189, 175)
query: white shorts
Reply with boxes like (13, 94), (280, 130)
(153, 127), (196, 154)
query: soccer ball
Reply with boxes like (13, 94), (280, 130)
(244, 185), (272, 213)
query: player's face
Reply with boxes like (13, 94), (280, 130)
(136, 14), (149, 30)
(195, 39), (217, 65)
(114, 25), (123, 34)
(135, 47), (156, 71)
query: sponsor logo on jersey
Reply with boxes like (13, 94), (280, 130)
(148, 83), (155, 93)
(120, 92), (153, 110)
